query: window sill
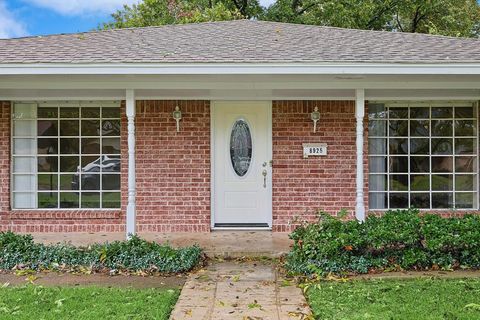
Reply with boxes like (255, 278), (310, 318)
(9, 210), (121, 220)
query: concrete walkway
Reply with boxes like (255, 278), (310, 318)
(29, 231), (292, 258)
(170, 260), (311, 320)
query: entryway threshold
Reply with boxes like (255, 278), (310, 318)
(212, 227), (272, 231)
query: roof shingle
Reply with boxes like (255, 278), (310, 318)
(0, 20), (479, 64)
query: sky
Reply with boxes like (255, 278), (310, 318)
(0, 0), (276, 39)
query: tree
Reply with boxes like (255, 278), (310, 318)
(102, 0), (480, 38)
(101, 0), (262, 29)
(261, 0), (480, 37)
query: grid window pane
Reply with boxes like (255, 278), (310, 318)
(37, 138), (58, 154)
(60, 192), (79, 208)
(410, 120), (429, 137)
(38, 156), (58, 172)
(38, 120), (58, 136)
(60, 174), (78, 191)
(102, 108), (121, 118)
(369, 175), (387, 191)
(102, 192), (121, 208)
(60, 138), (79, 154)
(81, 192), (100, 208)
(410, 107), (429, 119)
(369, 138), (387, 154)
(432, 107), (453, 118)
(82, 138), (100, 154)
(455, 193), (476, 209)
(12, 103), (121, 209)
(13, 157), (36, 172)
(390, 175), (408, 191)
(60, 120), (79, 136)
(411, 138), (429, 154)
(389, 157), (408, 173)
(369, 193), (387, 209)
(13, 138), (35, 155)
(368, 102), (478, 210)
(389, 107), (408, 119)
(455, 138), (476, 155)
(37, 107), (58, 118)
(411, 175), (430, 191)
(410, 156), (430, 173)
(14, 104), (36, 119)
(455, 156), (476, 173)
(369, 156), (387, 173)
(60, 107), (79, 118)
(389, 120), (408, 136)
(102, 120), (121, 136)
(432, 174), (453, 191)
(455, 175), (476, 191)
(102, 138), (121, 154)
(389, 138), (408, 154)
(60, 156), (79, 172)
(389, 193), (409, 208)
(368, 120), (386, 136)
(38, 192), (58, 208)
(411, 193), (430, 209)
(432, 120), (453, 136)
(14, 120), (35, 136)
(432, 193), (453, 209)
(81, 107), (100, 118)
(38, 174), (58, 191)
(81, 120), (100, 136)
(455, 120), (476, 136)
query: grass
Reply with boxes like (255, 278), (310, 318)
(0, 285), (179, 320)
(307, 277), (480, 320)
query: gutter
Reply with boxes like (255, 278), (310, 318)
(1, 63), (480, 75)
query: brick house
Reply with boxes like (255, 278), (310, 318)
(0, 20), (479, 236)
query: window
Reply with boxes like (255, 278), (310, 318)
(368, 102), (478, 210)
(12, 102), (121, 209)
(230, 119), (252, 177)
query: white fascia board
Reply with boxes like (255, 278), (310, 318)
(1, 63), (480, 75)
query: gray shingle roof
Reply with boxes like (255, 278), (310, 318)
(0, 20), (479, 64)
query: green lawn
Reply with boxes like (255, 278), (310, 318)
(0, 285), (179, 320)
(307, 277), (480, 320)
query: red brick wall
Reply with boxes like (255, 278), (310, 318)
(272, 100), (369, 232)
(134, 100), (211, 232)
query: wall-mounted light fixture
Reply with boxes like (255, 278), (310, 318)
(310, 107), (320, 133)
(172, 106), (182, 132)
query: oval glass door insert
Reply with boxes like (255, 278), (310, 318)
(230, 120), (252, 177)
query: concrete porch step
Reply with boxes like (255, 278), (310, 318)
(28, 231), (293, 259)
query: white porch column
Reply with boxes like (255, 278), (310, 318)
(126, 89), (136, 238)
(355, 89), (366, 222)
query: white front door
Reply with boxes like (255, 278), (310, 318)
(212, 101), (272, 228)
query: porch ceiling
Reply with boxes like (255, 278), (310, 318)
(0, 74), (479, 101)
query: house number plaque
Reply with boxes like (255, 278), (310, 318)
(303, 143), (327, 158)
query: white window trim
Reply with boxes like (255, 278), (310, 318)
(11, 101), (122, 211)
(368, 100), (480, 211)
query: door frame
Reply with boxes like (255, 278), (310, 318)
(210, 100), (273, 230)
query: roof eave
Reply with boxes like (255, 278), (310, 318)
(1, 62), (480, 75)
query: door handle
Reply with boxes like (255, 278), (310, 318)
(262, 169), (267, 188)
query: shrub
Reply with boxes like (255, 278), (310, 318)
(285, 209), (480, 276)
(0, 232), (202, 273)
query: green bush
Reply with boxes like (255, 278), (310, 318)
(286, 209), (480, 276)
(0, 232), (202, 273)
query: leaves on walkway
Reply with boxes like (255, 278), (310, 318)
(248, 300), (263, 310)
